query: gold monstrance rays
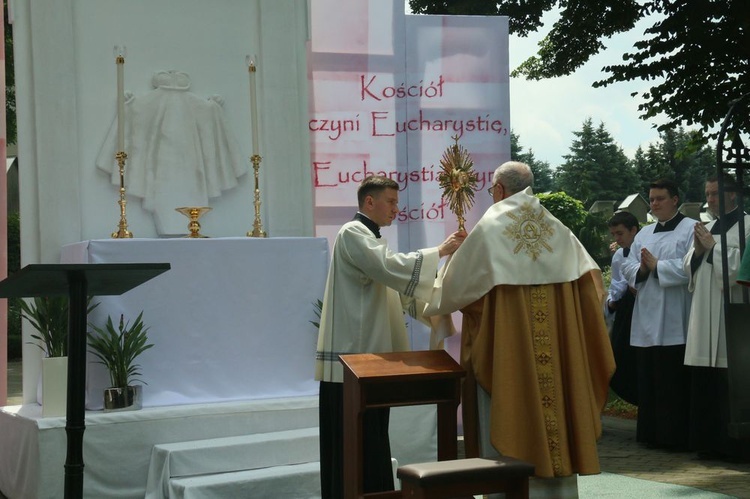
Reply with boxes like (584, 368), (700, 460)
(437, 135), (478, 232)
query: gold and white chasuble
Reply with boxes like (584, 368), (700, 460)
(424, 188), (615, 478)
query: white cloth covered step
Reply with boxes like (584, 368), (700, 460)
(168, 461), (321, 499)
(145, 427), (319, 499)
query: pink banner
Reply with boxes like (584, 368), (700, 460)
(309, 0), (509, 347)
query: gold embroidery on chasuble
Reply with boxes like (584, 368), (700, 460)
(503, 203), (554, 260)
(530, 286), (563, 475)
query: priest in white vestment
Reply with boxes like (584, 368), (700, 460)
(424, 161), (614, 499)
(314, 175), (465, 499)
(683, 176), (750, 459)
(621, 178), (694, 450)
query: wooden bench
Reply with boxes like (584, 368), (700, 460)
(397, 457), (534, 499)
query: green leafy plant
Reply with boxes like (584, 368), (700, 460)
(310, 299), (323, 329)
(20, 296), (98, 357)
(88, 312), (153, 388)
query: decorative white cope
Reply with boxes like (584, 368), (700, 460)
(96, 70), (248, 236)
(503, 203), (555, 261)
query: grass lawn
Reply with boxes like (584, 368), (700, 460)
(602, 389), (637, 419)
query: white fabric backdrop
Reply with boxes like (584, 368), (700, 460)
(15, 0), (314, 405)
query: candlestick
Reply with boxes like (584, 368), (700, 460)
(247, 154), (267, 238)
(111, 45), (133, 238)
(115, 46), (126, 152)
(247, 55), (259, 155)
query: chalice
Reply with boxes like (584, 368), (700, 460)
(175, 206), (212, 238)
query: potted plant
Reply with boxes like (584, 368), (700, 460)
(20, 296), (98, 416)
(87, 311), (153, 411)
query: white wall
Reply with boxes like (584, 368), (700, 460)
(12, 0), (312, 402)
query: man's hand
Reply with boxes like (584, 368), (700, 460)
(641, 248), (659, 272)
(609, 242), (619, 254)
(692, 222), (715, 256)
(438, 230), (467, 257)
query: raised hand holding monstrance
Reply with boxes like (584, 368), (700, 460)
(437, 135), (479, 232)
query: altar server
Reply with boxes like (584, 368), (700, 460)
(605, 211), (640, 406)
(622, 178), (694, 450)
(684, 175), (750, 460)
(424, 161), (614, 499)
(315, 175), (465, 499)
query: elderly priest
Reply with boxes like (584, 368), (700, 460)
(424, 161), (614, 499)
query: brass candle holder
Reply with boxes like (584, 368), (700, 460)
(111, 150), (134, 238)
(176, 206), (212, 238)
(247, 154), (267, 237)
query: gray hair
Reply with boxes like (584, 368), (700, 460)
(492, 161), (534, 195)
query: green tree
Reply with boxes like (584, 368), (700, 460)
(408, 0), (750, 145)
(537, 191), (609, 262)
(536, 191), (587, 235)
(631, 146), (657, 197)
(556, 118), (638, 205)
(510, 131), (556, 192)
(630, 128), (715, 201)
(4, 0), (15, 144)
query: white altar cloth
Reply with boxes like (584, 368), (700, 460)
(144, 427), (320, 498)
(60, 237), (328, 410)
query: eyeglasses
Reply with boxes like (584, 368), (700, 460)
(487, 183), (497, 197)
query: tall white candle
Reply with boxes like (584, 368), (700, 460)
(247, 55), (259, 155)
(115, 46), (126, 152)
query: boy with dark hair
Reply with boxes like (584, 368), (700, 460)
(606, 211), (640, 405)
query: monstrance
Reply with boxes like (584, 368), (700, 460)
(437, 135), (479, 232)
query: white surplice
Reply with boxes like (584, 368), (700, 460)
(607, 248), (629, 305)
(314, 220), (439, 383)
(683, 213), (750, 367)
(622, 215), (694, 347)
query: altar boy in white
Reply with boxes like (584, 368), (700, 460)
(684, 175), (750, 460)
(315, 175), (465, 499)
(622, 178), (694, 450)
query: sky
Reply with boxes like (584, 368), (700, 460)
(404, 3), (667, 169)
(507, 12), (666, 168)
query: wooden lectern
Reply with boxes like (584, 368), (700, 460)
(0, 263), (170, 499)
(339, 350), (465, 499)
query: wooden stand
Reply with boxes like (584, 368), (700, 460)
(0, 263), (170, 499)
(340, 350), (465, 499)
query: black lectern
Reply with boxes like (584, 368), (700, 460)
(0, 263), (170, 499)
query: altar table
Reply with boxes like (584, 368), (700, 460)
(60, 237), (329, 409)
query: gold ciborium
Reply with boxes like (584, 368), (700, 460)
(175, 207), (212, 238)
